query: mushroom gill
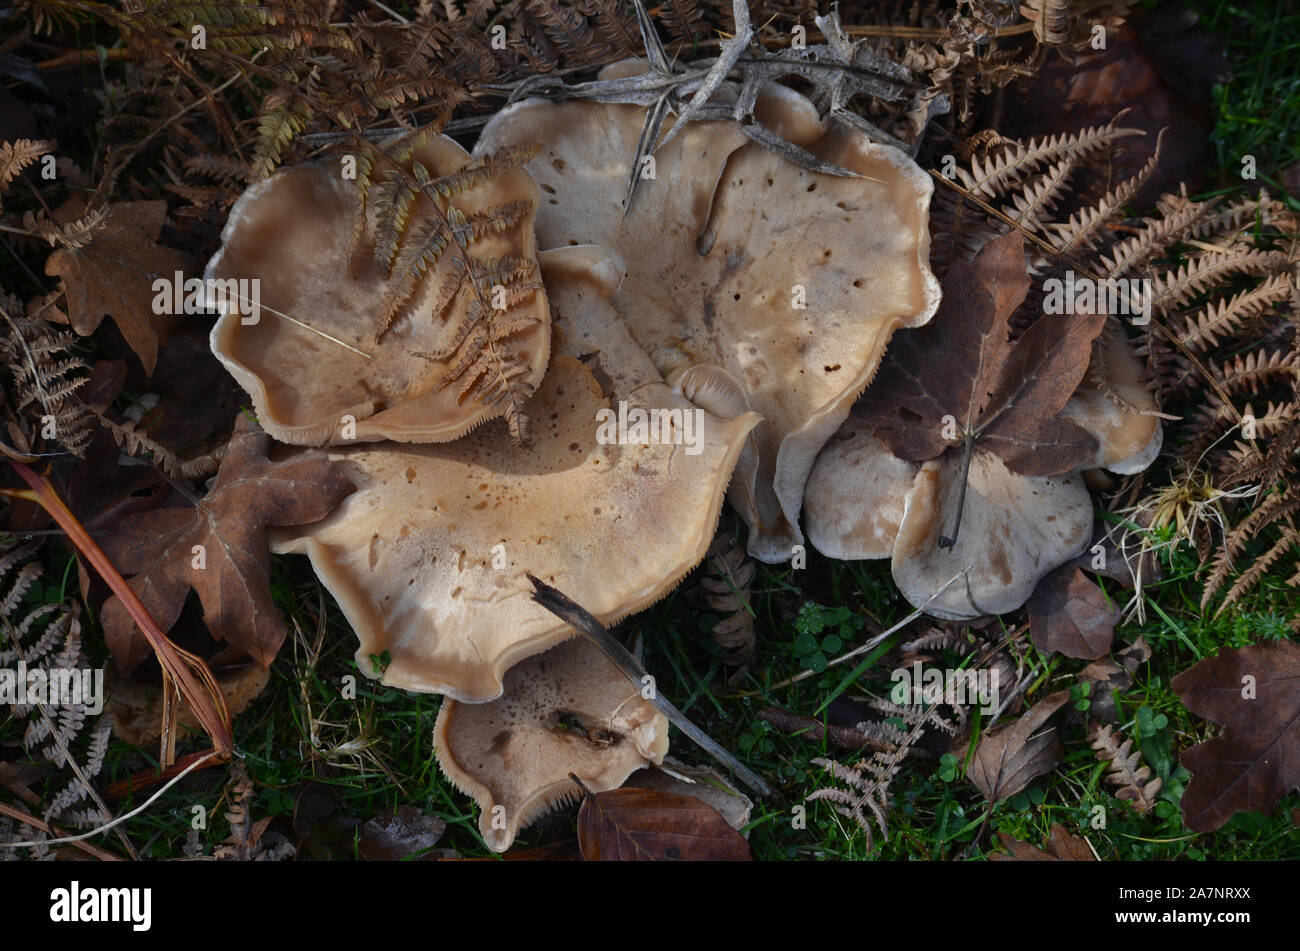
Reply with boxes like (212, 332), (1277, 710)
(475, 68), (941, 563)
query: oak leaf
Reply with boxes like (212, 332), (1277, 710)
(44, 198), (193, 374)
(96, 414), (353, 673)
(856, 231), (1104, 479)
(1172, 642), (1300, 832)
(576, 782), (751, 861)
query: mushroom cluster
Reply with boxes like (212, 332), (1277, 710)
(803, 233), (1162, 620)
(477, 63), (941, 563)
(207, 74), (942, 849)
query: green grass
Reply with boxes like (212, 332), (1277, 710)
(4, 0), (1300, 861)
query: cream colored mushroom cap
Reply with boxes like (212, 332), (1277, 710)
(475, 75), (939, 562)
(1059, 322), (1163, 474)
(271, 248), (759, 701)
(804, 415), (919, 560)
(890, 451), (1094, 620)
(434, 635), (668, 852)
(207, 134), (548, 446)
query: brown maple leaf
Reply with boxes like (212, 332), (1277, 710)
(1172, 642), (1300, 832)
(97, 414), (353, 673)
(855, 232), (1104, 544)
(44, 198), (194, 374)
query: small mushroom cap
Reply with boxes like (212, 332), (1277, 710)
(434, 635), (668, 852)
(207, 133), (547, 445)
(1059, 322), (1163, 474)
(271, 250), (759, 701)
(476, 79), (939, 562)
(890, 450), (1094, 620)
(804, 416), (918, 559)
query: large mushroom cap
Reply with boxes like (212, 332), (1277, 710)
(890, 451), (1094, 620)
(434, 635), (668, 853)
(476, 72), (940, 561)
(208, 132), (548, 445)
(271, 247), (760, 701)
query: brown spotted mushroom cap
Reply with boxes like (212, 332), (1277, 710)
(475, 69), (940, 562)
(270, 245), (760, 701)
(207, 133), (548, 445)
(434, 635), (668, 852)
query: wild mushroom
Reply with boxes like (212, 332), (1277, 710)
(804, 233), (1160, 620)
(434, 634), (668, 853)
(475, 70), (940, 562)
(270, 245), (760, 701)
(208, 131), (549, 445)
(1059, 320), (1163, 473)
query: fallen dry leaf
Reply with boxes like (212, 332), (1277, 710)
(357, 805), (447, 861)
(576, 783), (751, 861)
(1172, 641), (1300, 832)
(625, 761), (753, 832)
(968, 691), (1071, 803)
(44, 198), (193, 375)
(96, 414), (353, 673)
(855, 232), (1103, 479)
(107, 660), (270, 747)
(1027, 565), (1120, 659)
(1080, 636), (1152, 722)
(990, 823), (1095, 861)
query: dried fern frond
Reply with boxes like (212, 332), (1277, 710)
(0, 297), (94, 458)
(212, 760), (293, 861)
(699, 533), (757, 673)
(807, 656), (983, 850)
(1090, 723), (1161, 814)
(0, 542), (114, 833)
(0, 139), (56, 193)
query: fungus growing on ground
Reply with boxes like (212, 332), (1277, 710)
(804, 232), (1162, 620)
(434, 634), (668, 852)
(476, 70), (940, 562)
(208, 131), (549, 446)
(1060, 320), (1164, 473)
(269, 246), (759, 701)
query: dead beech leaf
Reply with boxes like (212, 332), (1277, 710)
(969, 691), (1070, 803)
(96, 414), (353, 673)
(1027, 565), (1119, 659)
(44, 198), (193, 374)
(855, 232), (1103, 478)
(990, 823), (1095, 861)
(576, 784), (752, 861)
(358, 805), (447, 861)
(625, 760), (754, 832)
(1171, 642), (1300, 832)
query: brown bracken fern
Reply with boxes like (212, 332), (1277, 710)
(354, 132), (544, 444)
